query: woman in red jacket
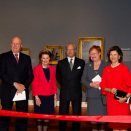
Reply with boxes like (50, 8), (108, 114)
(32, 50), (57, 131)
(100, 46), (131, 131)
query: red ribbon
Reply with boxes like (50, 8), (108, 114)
(0, 110), (131, 123)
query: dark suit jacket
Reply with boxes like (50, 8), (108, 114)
(0, 51), (34, 100)
(56, 57), (85, 100)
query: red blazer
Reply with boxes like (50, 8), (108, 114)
(32, 64), (57, 96)
(100, 63), (131, 98)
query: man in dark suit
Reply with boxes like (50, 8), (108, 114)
(0, 37), (34, 131)
(56, 43), (85, 131)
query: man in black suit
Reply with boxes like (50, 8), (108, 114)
(56, 43), (85, 131)
(0, 37), (34, 131)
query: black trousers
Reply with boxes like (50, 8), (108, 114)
(0, 99), (28, 131)
(59, 97), (81, 131)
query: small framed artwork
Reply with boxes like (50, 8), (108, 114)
(44, 45), (63, 64)
(78, 37), (104, 63)
(20, 48), (30, 56)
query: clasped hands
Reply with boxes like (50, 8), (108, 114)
(35, 94), (57, 107)
(90, 81), (100, 88)
(110, 88), (127, 103)
(14, 82), (25, 94)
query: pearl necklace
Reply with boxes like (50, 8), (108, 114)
(111, 63), (120, 68)
(42, 65), (49, 69)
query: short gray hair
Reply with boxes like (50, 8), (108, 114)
(65, 43), (77, 50)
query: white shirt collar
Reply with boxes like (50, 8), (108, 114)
(13, 53), (20, 59)
(67, 56), (75, 64)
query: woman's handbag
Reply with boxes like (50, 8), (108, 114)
(101, 94), (107, 106)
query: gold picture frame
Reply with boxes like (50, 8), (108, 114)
(78, 37), (104, 63)
(20, 48), (30, 56)
(44, 45), (63, 64)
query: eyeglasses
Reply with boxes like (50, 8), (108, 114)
(90, 53), (97, 56)
(66, 49), (75, 51)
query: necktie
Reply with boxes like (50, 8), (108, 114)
(15, 54), (19, 63)
(70, 59), (73, 71)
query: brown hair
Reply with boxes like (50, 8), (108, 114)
(39, 50), (51, 61)
(107, 46), (123, 63)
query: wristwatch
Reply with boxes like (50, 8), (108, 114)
(13, 82), (16, 86)
(35, 96), (39, 100)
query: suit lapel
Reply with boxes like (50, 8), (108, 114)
(88, 62), (94, 79)
(72, 57), (77, 71)
(72, 57), (79, 72)
(39, 64), (48, 83)
(65, 57), (81, 72)
(10, 51), (18, 65)
(65, 58), (72, 72)
(97, 61), (102, 75)
(18, 53), (23, 65)
(40, 64), (52, 84)
(48, 65), (53, 83)
(9, 51), (20, 81)
(90, 61), (103, 77)
(65, 57), (78, 72)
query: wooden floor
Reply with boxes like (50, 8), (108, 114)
(5, 105), (131, 131)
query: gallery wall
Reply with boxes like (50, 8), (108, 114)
(0, 0), (131, 101)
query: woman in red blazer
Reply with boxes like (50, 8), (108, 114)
(100, 46), (131, 131)
(32, 50), (57, 131)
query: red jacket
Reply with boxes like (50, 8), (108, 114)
(32, 64), (57, 96)
(100, 63), (131, 98)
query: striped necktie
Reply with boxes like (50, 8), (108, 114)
(15, 54), (19, 63)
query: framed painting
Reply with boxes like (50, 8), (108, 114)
(78, 37), (104, 63)
(20, 48), (30, 56)
(44, 45), (63, 64)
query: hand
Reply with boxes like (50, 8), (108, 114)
(54, 94), (57, 102)
(16, 90), (22, 95)
(36, 98), (41, 107)
(116, 96), (127, 103)
(14, 83), (25, 93)
(110, 88), (117, 94)
(90, 81), (100, 88)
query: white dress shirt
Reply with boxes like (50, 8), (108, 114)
(67, 56), (75, 66)
(13, 53), (20, 59)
